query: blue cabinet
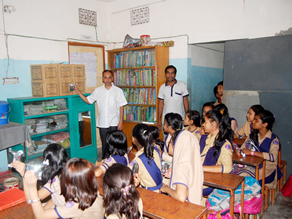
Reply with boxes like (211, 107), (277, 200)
(7, 95), (97, 163)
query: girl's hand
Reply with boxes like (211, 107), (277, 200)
(95, 159), (105, 167)
(160, 183), (169, 194)
(11, 161), (26, 177)
(163, 168), (172, 179)
(133, 173), (141, 187)
(24, 170), (38, 189)
(234, 149), (241, 157)
(242, 148), (251, 156)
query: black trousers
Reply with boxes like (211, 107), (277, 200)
(99, 126), (117, 159)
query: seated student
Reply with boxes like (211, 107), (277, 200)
(214, 103), (238, 135)
(130, 124), (162, 192)
(95, 130), (129, 177)
(200, 110), (233, 196)
(103, 163), (143, 219)
(23, 158), (104, 219)
(149, 125), (164, 152)
(160, 113), (203, 205)
(201, 102), (214, 135)
(239, 109), (282, 189)
(184, 110), (201, 142)
(234, 104), (264, 139)
(213, 81), (223, 106)
(11, 143), (69, 209)
(202, 102), (214, 118)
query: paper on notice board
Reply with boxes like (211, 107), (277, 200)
(69, 52), (97, 87)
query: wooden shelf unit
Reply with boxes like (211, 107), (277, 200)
(107, 46), (169, 146)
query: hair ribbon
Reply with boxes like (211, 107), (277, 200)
(43, 159), (49, 166)
(121, 185), (131, 196)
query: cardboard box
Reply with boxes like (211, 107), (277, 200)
(31, 64), (86, 97)
(31, 64), (59, 81)
(71, 64), (86, 79)
(59, 64), (73, 79)
(59, 78), (73, 96)
(31, 81), (59, 97)
(73, 79), (86, 93)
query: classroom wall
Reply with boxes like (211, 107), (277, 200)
(187, 43), (224, 112)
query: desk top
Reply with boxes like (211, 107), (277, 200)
(232, 153), (264, 167)
(233, 138), (245, 146)
(137, 187), (207, 219)
(0, 122), (32, 151)
(204, 172), (244, 191)
(0, 202), (35, 219)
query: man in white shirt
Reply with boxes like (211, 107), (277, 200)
(74, 70), (127, 159)
(158, 65), (189, 131)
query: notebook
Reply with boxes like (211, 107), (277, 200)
(0, 188), (26, 210)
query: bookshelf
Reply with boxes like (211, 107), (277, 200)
(107, 46), (169, 145)
(7, 95), (98, 163)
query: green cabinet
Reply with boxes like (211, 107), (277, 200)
(7, 95), (97, 163)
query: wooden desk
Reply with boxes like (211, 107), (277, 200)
(232, 153), (266, 195)
(1, 177), (206, 219)
(137, 187), (207, 219)
(98, 175), (207, 219)
(204, 172), (244, 219)
(233, 138), (246, 147)
(0, 202), (35, 219)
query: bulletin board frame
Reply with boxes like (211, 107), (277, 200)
(68, 42), (105, 94)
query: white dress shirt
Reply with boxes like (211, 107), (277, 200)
(87, 83), (127, 128)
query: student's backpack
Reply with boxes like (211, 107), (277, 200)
(282, 174), (292, 197)
(206, 176), (262, 216)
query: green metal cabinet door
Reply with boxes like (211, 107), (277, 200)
(69, 96), (97, 163)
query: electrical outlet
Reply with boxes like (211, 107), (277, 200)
(2, 77), (19, 85)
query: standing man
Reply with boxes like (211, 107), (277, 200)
(158, 65), (189, 131)
(74, 70), (127, 159)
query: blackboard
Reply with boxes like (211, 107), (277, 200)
(224, 35), (292, 91)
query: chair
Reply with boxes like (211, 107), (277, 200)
(277, 149), (287, 192)
(265, 143), (287, 211)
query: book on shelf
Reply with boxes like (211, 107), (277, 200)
(113, 50), (156, 69)
(122, 88), (156, 105)
(114, 69), (156, 87)
(123, 106), (156, 123)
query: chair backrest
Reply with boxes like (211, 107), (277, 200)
(278, 148), (281, 166)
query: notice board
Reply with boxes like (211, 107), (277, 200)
(68, 42), (105, 93)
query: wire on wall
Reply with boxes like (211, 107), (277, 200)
(2, 0), (10, 77)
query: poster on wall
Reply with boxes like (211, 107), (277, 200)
(69, 52), (97, 87)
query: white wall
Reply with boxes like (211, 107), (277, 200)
(0, 0), (109, 61)
(188, 43), (225, 68)
(108, 0), (292, 45)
